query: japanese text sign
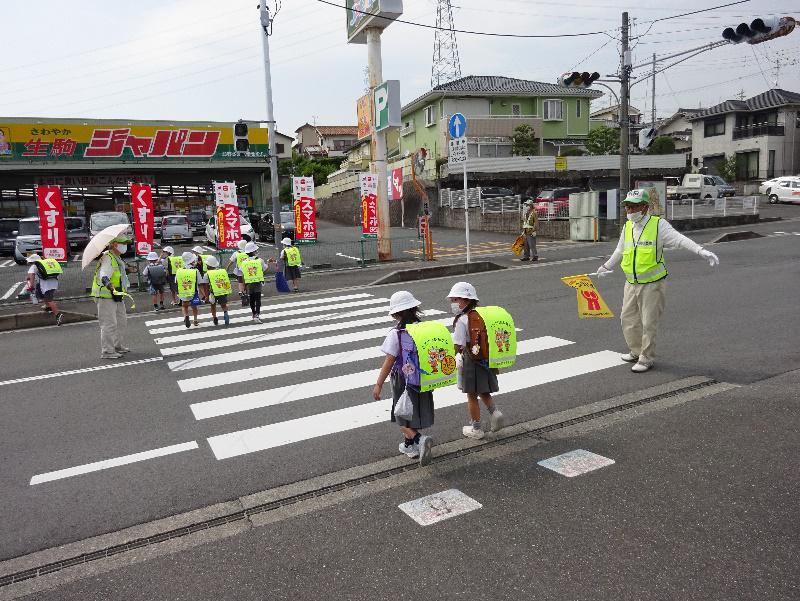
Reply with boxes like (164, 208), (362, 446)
(216, 203), (242, 250)
(292, 177), (315, 200)
(213, 181), (237, 206)
(293, 197), (318, 244)
(356, 93), (373, 139)
(360, 173), (378, 239)
(390, 167), (403, 200)
(35, 186), (67, 261)
(560, 275), (614, 319)
(130, 183), (154, 256)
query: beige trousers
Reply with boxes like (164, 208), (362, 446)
(620, 279), (666, 365)
(96, 298), (128, 355)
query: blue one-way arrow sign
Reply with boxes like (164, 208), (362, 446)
(448, 113), (467, 139)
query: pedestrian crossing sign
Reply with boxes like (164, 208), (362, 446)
(561, 274), (614, 319)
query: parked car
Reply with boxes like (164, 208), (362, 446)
(760, 176), (800, 203)
(65, 216), (89, 250)
(256, 213), (275, 243)
(534, 187), (582, 218)
(0, 218), (20, 256)
(160, 215), (193, 243)
(187, 211), (207, 236)
(205, 214), (257, 246)
(89, 211), (134, 257)
(279, 211), (295, 241)
(13, 217), (43, 264)
(666, 174), (735, 200)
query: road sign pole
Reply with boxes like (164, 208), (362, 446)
(448, 113), (470, 264)
(463, 160), (470, 263)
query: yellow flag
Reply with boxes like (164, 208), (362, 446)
(561, 274), (614, 319)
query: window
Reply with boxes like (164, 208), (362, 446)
(735, 150), (759, 180)
(424, 105), (436, 127)
(511, 103), (521, 117)
(543, 100), (563, 121)
(704, 119), (725, 137)
(576, 100), (582, 118)
(332, 139), (351, 151)
(276, 143), (285, 154)
(768, 149), (775, 179)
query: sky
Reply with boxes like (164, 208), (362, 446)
(1, 0), (798, 136)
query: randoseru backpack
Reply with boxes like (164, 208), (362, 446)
(466, 309), (490, 361)
(147, 264), (167, 286)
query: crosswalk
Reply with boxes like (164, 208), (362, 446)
(141, 291), (627, 463)
(403, 240), (579, 259)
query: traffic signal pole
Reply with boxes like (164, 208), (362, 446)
(619, 11), (631, 225)
(259, 3), (282, 243)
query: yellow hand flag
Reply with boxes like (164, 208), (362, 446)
(561, 274), (614, 319)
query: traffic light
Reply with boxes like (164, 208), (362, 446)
(722, 16), (796, 44)
(233, 121), (249, 153)
(559, 71), (600, 88)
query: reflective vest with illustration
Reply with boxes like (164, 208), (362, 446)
(91, 252), (123, 299)
(235, 251), (248, 270)
(283, 246), (302, 267)
(167, 255), (184, 275)
(207, 268), (232, 297)
(36, 258), (63, 279)
(474, 306), (517, 369)
(620, 216), (667, 284)
(175, 268), (198, 297)
(405, 321), (457, 392)
(241, 258), (264, 283)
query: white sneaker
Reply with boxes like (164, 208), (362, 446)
(489, 409), (505, 432)
(462, 425), (485, 440)
(398, 441), (419, 458)
(621, 353), (639, 363)
(418, 435), (433, 466)
(631, 362), (653, 373)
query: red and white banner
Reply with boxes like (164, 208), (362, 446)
(35, 186), (67, 261)
(292, 176), (315, 200)
(130, 183), (154, 255)
(216, 203), (242, 250)
(389, 167), (403, 200)
(360, 173), (378, 239)
(213, 181), (237, 206)
(294, 197), (317, 244)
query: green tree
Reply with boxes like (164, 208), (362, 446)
(511, 124), (538, 156)
(718, 155), (738, 183)
(585, 125), (620, 155)
(278, 152), (345, 186)
(561, 147), (586, 157)
(646, 135), (676, 155)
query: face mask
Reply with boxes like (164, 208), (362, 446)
(115, 244), (127, 253)
(627, 211), (645, 223)
(450, 302), (462, 315)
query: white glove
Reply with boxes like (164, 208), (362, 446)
(699, 249), (719, 267)
(596, 265), (612, 278)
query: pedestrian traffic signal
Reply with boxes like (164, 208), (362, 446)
(234, 121), (249, 153)
(559, 71), (601, 88)
(722, 16), (796, 44)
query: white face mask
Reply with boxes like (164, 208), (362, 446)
(450, 302), (462, 315)
(626, 210), (646, 223)
(115, 244), (127, 253)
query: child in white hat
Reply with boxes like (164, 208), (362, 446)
(142, 251), (167, 311)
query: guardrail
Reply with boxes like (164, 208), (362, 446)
(666, 196), (759, 220)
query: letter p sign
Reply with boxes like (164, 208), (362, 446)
(374, 80), (401, 132)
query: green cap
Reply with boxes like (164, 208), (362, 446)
(622, 188), (651, 204)
(113, 236), (132, 243)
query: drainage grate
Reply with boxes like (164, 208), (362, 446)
(0, 379), (719, 588)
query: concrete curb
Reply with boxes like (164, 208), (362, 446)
(709, 230), (765, 243)
(369, 260), (506, 285)
(0, 310), (95, 332)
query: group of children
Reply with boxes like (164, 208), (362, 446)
(374, 281), (509, 467)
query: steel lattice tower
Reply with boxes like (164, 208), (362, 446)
(431, 0), (462, 88)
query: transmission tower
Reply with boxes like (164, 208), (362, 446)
(431, 0), (462, 88)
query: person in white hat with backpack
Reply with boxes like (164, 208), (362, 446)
(279, 237), (303, 293)
(142, 251), (167, 311)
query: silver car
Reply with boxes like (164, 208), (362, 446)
(13, 217), (42, 264)
(161, 215), (193, 243)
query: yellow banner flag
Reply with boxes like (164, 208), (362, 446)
(561, 274), (614, 319)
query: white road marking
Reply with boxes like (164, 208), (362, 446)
(399, 489), (482, 526)
(149, 297), (389, 336)
(190, 336), (569, 416)
(144, 293), (373, 326)
(336, 252), (361, 261)
(207, 350), (625, 459)
(72, 254), (82, 262)
(0, 260), (13, 268)
(166, 318), (453, 370)
(0, 357), (164, 387)
(538, 449), (615, 477)
(30, 441), (199, 485)
(1, 281), (24, 300)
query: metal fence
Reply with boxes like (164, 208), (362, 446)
(480, 195), (522, 214)
(439, 188), (522, 214)
(666, 196), (759, 220)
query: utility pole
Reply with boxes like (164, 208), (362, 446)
(619, 11), (631, 225)
(259, 3), (281, 241)
(651, 53), (657, 127)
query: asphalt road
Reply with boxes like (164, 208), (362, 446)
(0, 214), (798, 598)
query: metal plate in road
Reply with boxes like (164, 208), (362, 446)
(448, 138), (467, 166)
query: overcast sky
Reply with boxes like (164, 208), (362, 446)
(1, 0), (798, 135)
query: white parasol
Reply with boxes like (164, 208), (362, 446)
(81, 224), (130, 270)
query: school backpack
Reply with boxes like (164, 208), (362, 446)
(147, 264), (167, 286)
(394, 328), (421, 387)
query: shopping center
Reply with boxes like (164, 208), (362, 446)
(0, 117), (273, 218)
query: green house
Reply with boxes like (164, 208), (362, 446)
(397, 75), (603, 161)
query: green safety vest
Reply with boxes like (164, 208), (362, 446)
(474, 306), (517, 369)
(235, 251), (248, 270)
(175, 268), (198, 297)
(37, 258), (63, 276)
(284, 246), (302, 267)
(90, 252), (123, 299)
(620, 216), (668, 285)
(199, 254), (212, 271)
(406, 321), (457, 392)
(167, 255), (184, 274)
(241, 258), (264, 284)
(207, 268), (232, 297)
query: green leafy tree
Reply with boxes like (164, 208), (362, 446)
(278, 152), (345, 186)
(585, 125), (620, 155)
(561, 147), (586, 157)
(646, 135), (676, 155)
(718, 155), (738, 182)
(511, 124), (538, 156)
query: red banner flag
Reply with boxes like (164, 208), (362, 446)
(130, 183), (155, 256)
(35, 186), (67, 261)
(390, 167), (403, 200)
(216, 203), (241, 249)
(294, 196), (317, 244)
(360, 173), (378, 239)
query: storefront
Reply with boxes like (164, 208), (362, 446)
(0, 117), (272, 218)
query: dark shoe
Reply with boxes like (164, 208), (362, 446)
(55, 312), (64, 326)
(184, 315), (190, 328)
(212, 316), (219, 326)
(520, 257), (529, 261)
(531, 257), (539, 262)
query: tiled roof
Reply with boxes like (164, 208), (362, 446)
(688, 89), (800, 121)
(315, 126), (358, 136)
(590, 104), (642, 117)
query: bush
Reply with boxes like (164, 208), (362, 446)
(646, 135), (676, 155)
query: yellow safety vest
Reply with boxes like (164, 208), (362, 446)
(405, 321), (457, 392)
(199, 254), (212, 271)
(91, 252), (123, 299)
(283, 246), (302, 267)
(235, 251), (248, 270)
(241, 258), (264, 284)
(175, 268), (198, 297)
(207, 268), (232, 297)
(620, 216), (668, 284)
(474, 306), (517, 369)
(37, 258), (63, 276)
(167, 255), (184, 274)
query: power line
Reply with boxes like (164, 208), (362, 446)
(645, 0), (753, 24)
(751, 46), (773, 87)
(567, 36), (617, 72)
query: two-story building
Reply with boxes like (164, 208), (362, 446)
(652, 108), (703, 154)
(688, 89), (800, 181)
(293, 123), (359, 158)
(590, 103), (643, 149)
(397, 75), (602, 161)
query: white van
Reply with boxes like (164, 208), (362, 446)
(160, 215), (193, 243)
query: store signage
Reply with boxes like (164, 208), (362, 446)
(390, 167), (403, 200)
(35, 186), (67, 261)
(356, 93), (373, 139)
(346, 0), (403, 44)
(216, 203), (242, 250)
(292, 177), (317, 244)
(292, 176), (315, 200)
(374, 80), (401, 132)
(33, 175), (156, 187)
(213, 181), (237, 206)
(130, 183), (154, 256)
(360, 173), (378, 238)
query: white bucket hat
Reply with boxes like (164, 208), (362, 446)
(447, 281), (479, 300)
(162, 246), (174, 254)
(204, 255), (220, 269)
(237, 239), (247, 251)
(387, 290), (422, 316)
(244, 241), (258, 254)
(191, 245), (205, 254)
(281, 237), (292, 246)
(146, 251), (159, 261)
(181, 251), (196, 265)
(26, 253), (42, 263)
